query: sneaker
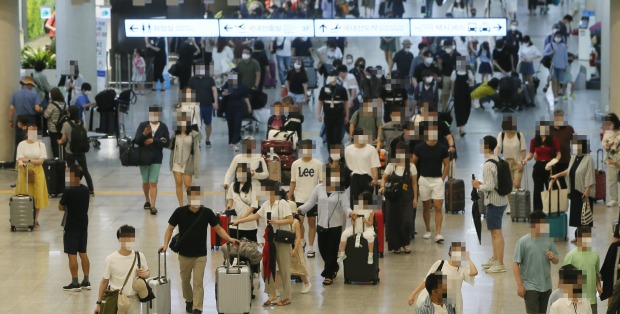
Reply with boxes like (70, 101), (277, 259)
(300, 283), (312, 294)
(307, 250), (315, 258)
(435, 235), (444, 243)
(205, 141), (212, 148)
(367, 254), (374, 264)
(63, 283), (82, 292)
(233, 144), (240, 152)
(570, 93), (576, 99)
(607, 200), (618, 207)
(482, 258), (495, 269)
(422, 232), (432, 239)
(337, 254), (347, 263)
(485, 264), (506, 273)
(506, 209), (511, 215)
(80, 281), (91, 290)
(186, 301), (193, 313)
(562, 95), (568, 100)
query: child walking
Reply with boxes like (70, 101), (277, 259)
(132, 48), (146, 95)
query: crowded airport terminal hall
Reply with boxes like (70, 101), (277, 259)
(2, 0), (620, 313)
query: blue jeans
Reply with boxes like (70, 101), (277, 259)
(276, 55), (290, 86)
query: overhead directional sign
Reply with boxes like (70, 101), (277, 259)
(218, 19), (314, 37)
(410, 18), (507, 37)
(124, 19), (219, 37)
(314, 19), (410, 37)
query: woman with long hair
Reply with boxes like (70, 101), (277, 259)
(212, 37), (234, 78)
(169, 111), (202, 207)
(518, 35), (542, 98)
(477, 41), (493, 82)
(601, 113), (620, 207)
(523, 121), (561, 211)
(227, 163), (258, 241)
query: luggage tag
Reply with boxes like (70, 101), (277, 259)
(355, 234), (362, 248)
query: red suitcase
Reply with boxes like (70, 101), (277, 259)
(373, 209), (385, 258)
(210, 213), (228, 250)
(279, 154), (297, 170)
(595, 149), (606, 202)
(261, 140), (294, 155)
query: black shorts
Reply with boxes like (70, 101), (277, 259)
(296, 202), (318, 217)
(64, 230), (88, 255)
(228, 228), (258, 242)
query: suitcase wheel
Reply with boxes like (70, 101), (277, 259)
(28, 226), (33, 232)
(344, 279), (351, 284)
(372, 280), (378, 285)
(379, 252), (384, 258)
(10, 226), (16, 232)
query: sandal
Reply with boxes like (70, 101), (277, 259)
(150, 207), (158, 215)
(404, 246), (412, 254)
(277, 299), (291, 306)
(34, 221), (40, 228)
(322, 278), (333, 285)
(143, 202), (151, 210)
(263, 299), (278, 306)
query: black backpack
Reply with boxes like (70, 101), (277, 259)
(95, 89), (117, 113)
(52, 102), (70, 132)
(69, 121), (90, 154)
(486, 158), (512, 196)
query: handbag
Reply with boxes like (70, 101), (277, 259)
(541, 180), (569, 213)
(168, 63), (179, 77)
(169, 207), (205, 253)
(99, 253), (136, 314)
(133, 251), (156, 303)
(383, 166), (409, 200)
(275, 229), (296, 244)
(581, 197), (593, 226)
(118, 137), (142, 167)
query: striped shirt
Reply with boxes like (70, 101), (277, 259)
(415, 296), (457, 314)
(479, 155), (508, 206)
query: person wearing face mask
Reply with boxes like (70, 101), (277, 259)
(235, 46), (261, 92)
(345, 128), (381, 204)
(288, 140), (324, 259)
(380, 72), (408, 123)
(561, 227), (602, 313)
(188, 64), (219, 148)
(414, 273), (457, 314)
(350, 57), (367, 87)
(227, 163), (259, 242)
(286, 59), (309, 112)
(548, 265), (592, 314)
(328, 144), (352, 187)
(162, 187), (240, 314)
(561, 53), (576, 100)
(361, 66), (383, 103)
(492, 39), (514, 79)
(379, 142), (418, 254)
(318, 70), (349, 147)
(15, 124), (49, 228)
(222, 69), (252, 151)
(543, 32), (569, 101)
(94, 225), (151, 314)
(169, 111), (202, 207)
(513, 211), (560, 314)
(549, 110), (575, 185)
(523, 121), (561, 212)
(390, 40), (414, 77)
(336, 192), (376, 265)
(270, 37), (293, 88)
(477, 41), (493, 83)
(58, 105), (95, 195)
(349, 99), (383, 144)
(408, 242), (477, 313)
(410, 43), (429, 83)
(413, 71), (440, 114)
(550, 137), (595, 230)
(450, 59), (474, 136)
(412, 51), (440, 87)
(291, 37), (313, 57)
(223, 137), (269, 191)
(518, 36), (542, 100)
(72, 82), (96, 121)
(504, 20), (523, 69)
(344, 54), (355, 71)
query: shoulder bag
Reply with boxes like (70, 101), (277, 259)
(273, 201), (296, 244)
(581, 197), (593, 226)
(99, 253), (136, 314)
(169, 207), (206, 253)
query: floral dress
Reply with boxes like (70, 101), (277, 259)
(132, 56), (146, 82)
(289, 220), (309, 276)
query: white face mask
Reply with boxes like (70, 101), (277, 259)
(424, 57), (433, 64)
(149, 113), (159, 122)
(241, 53), (251, 60)
(404, 48), (410, 53)
(356, 136), (368, 145)
(424, 77), (433, 84)
(122, 241), (135, 251)
(346, 58), (353, 64)
(554, 37), (562, 43)
(330, 154), (341, 161)
(301, 37), (308, 41)
(581, 237), (592, 248)
(457, 70), (467, 75)
(328, 76), (338, 84)
(28, 130), (38, 141)
(84, 91), (91, 96)
(451, 251), (463, 262)
(301, 149), (311, 157)
(294, 64), (302, 70)
(189, 199), (201, 206)
(445, 48), (453, 54)
(511, 25), (518, 31)
(396, 153), (406, 160)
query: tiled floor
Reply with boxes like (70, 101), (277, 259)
(0, 0), (614, 313)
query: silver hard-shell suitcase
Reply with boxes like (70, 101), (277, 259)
(10, 167), (35, 232)
(145, 251), (171, 314)
(510, 167), (532, 222)
(216, 242), (252, 314)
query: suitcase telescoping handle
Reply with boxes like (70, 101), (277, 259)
(17, 164), (30, 196)
(225, 240), (242, 274)
(597, 149), (604, 171)
(157, 249), (167, 282)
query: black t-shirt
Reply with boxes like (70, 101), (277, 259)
(492, 49), (512, 72)
(438, 51), (461, 76)
(59, 184), (90, 233)
(168, 206), (220, 257)
(414, 142), (449, 178)
(380, 86), (407, 105)
(252, 52), (269, 88)
(291, 38), (313, 57)
(413, 64), (440, 84)
(188, 76), (216, 106)
(319, 84), (348, 113)
(286, 70), (308, 94)
(505, 30), (523, 54)
(393, 50), (413, 76)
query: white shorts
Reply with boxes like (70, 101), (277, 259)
(340, 225), (375, 243)
(418, 176), (445, 201)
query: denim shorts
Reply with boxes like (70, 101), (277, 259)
(486, 204), (507, 230)
(200, 104), (213, 126)
(288, 92), (305, 104)
(552, 67), (565, 82)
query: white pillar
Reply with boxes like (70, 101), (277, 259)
(55, 0), (97, 92)
(0, 0), (21, 163)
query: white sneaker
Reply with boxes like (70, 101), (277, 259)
(300, 283), (312, 294)
(485, 263), (506, 273)
(337, 253), (346, 264)
(423, 232), (432, 239)
(607, 200), (618, 207)
(435, 235), (444, 243)
(367, 254), (374, 265)
(482, 258), (495, 269)
(506, 209), (511, 215)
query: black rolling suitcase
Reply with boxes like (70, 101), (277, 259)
(445, 159), (465, 214)
(343, 223), (380, 285)
(44, 144), (66, 197)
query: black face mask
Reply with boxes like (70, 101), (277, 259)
(359, 64), (365, 69)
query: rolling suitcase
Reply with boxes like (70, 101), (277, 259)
(10, 167), (35, 232)
(547, 180), (568, 241)
(343, 223), (380, 285)
(264, 60), (277, 88)
(373, 209), (385, 257)
(261, 140), (294, 155)
(510, 167), (532, 222)
(145, 251), (171, 314)
(211, 213), (229, 250)
(44, 145), (66, 197)
(216, 243), (252, 314)
(445, 160), (465, 213)
(595, 149), (606, 202)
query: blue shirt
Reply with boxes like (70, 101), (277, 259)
(543, 42), (569, 69)
(74, 93), (90, 120)
(10, 87), (40, 117)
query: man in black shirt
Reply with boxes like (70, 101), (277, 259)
(412, 121), (450, 244)
(492, 39), (514, 78)
(59, 165), (91, 291)
(318, 71), (349, 147)
(437, 39), (461, 111)
(380, 71), (408, 122)
(391, 39), (414, 77)
(504, 20), (523, 69)
(188, 64), (219, 148)
(291, 37), (313, 57)
(161, 187), (239, 314)
(412, 50), (441, 86)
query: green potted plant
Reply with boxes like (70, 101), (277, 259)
(21, 45), (57, 84)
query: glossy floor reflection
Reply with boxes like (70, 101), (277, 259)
(0, 0), (614, 313)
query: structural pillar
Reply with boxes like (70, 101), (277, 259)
(0, 1), (22, 163)
(56, 0), (97, 93)
(607, 0), (620, 114)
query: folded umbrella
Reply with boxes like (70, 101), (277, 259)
(471, 187), (482, 245)
(262, 224), (277, 283)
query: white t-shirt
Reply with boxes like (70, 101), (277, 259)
(384, 163), (418, 178)
(224, 153), (269, 187)
(344, 144), (381, 175)
(496, 131), (526, 161)
(103, 251), (149, 296)
(290, 158), (324, 203)
(16, 141), (47, 160)
(271, 37), (293, 57)
(149, 121), (161, 135)
(257, 200), (292, 231)
(342, 73), (359, 92)
(433, 303), (449, 314)
(317, 46), (343, 65)
(352, 208), (373, 232)
(178, 103), (201, 130)
(212, 46), (234, 75)
(519, 44), (542, 63)
(227, 186), (259, 231)
(420, 260), (475, 314)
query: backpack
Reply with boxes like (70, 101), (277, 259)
(95, 89), (117, 113)
(69, 121), (90, 154)
(500, 131), (521, 154)
(485, 158), (512, 196)
(52, 102), (70, 132)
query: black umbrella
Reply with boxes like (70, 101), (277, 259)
(471, 187), (482, 245)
